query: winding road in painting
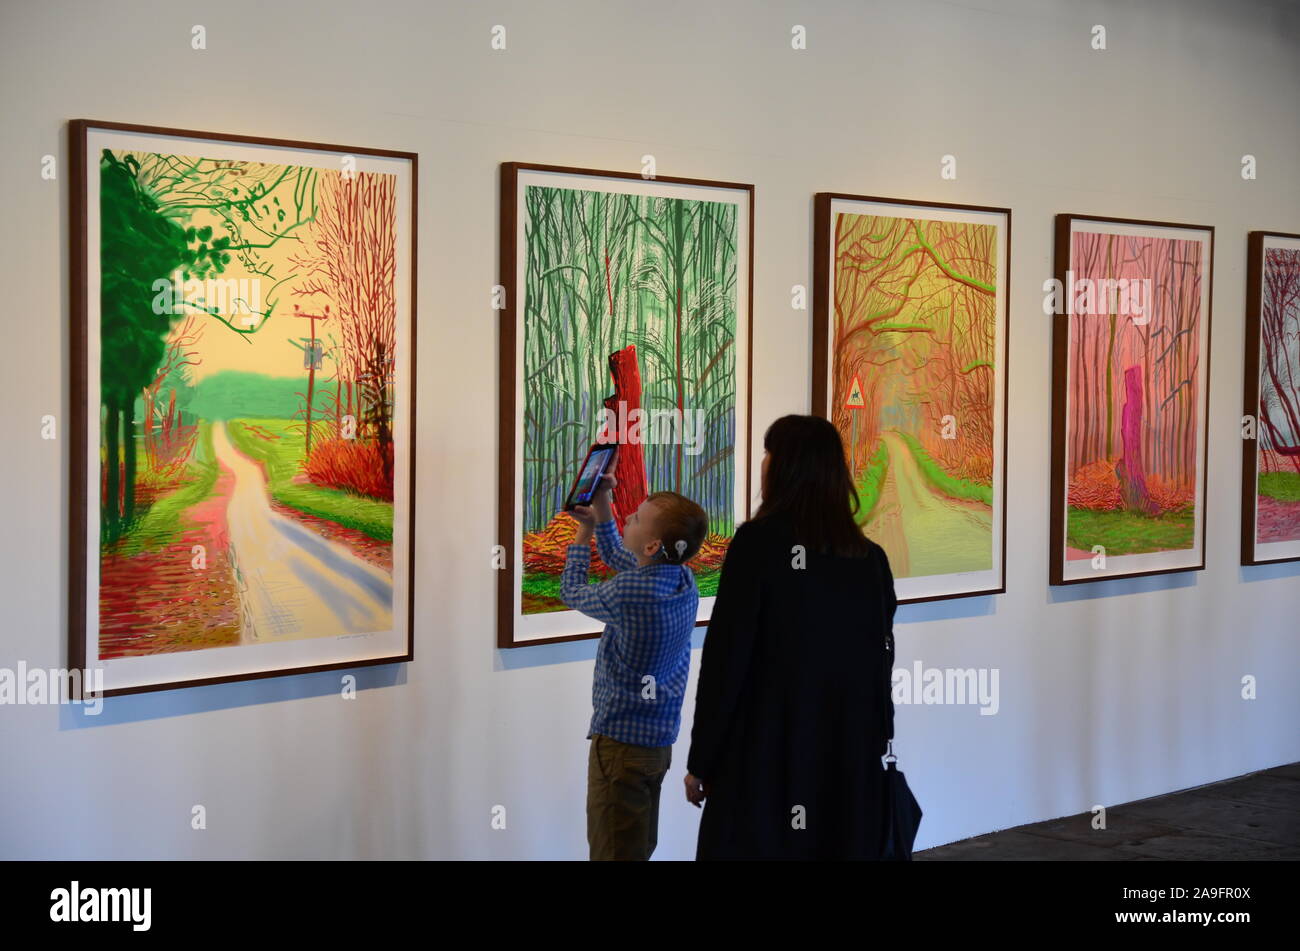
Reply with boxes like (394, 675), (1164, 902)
(211, 422), (393, 642)
(866, 431), (993, 579)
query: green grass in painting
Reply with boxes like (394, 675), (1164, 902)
(183, 370), (309, 421)
(523, 567), (721, 610)
(112, 420), (220, 556)
(225, 418), (393, 541)
(853, 439), (890, 525)
(1259, 471), (1300, 502)
(694, 568), (720, 597)
(894, 430), (993, 505)
(1066, 506), (1195, 555)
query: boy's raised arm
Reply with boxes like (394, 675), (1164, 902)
(594, 518), (638, 573)
(592, 478), (639, 573)
(560, 536), (623, 627)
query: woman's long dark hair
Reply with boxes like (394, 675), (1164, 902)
(753, 414), (871, 558)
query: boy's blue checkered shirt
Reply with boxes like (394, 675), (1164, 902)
(561, 518), (699, 748)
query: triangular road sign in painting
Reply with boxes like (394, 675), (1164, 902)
(845, 373), (866, 409)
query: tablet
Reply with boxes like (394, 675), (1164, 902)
(564, 444), (618, 511)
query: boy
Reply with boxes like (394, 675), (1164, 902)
(563, 474), (708, 861)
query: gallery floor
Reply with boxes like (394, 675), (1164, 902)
(916, 765), (1300, 860)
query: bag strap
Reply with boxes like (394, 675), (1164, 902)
(877, 546), (896, 752)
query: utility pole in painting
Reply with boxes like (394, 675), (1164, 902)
(845, 372), (866, 478)
(291, 304), (330, 454)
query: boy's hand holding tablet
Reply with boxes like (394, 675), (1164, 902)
(569, 474), (617, 545)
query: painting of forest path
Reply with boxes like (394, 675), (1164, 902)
(518, 181), (740, 614)
(95, 145), (399, 656)
(866, 431), (994, 577)
(1064, 230), (1203, 560)
(1255, 245), (1300, 545)
(830, 211), (998, 581)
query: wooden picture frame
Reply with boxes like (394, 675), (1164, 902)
(70, 120), (417, 696)
(1049, 213), (1214, 585)
(498, 162), (754, 647)
(1241, 230), (1300, 566)
(812, 193), (1010, 603)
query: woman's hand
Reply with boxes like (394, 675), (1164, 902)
(684, 773), (707, 807)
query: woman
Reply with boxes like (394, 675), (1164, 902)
(684, 414), (898, 860)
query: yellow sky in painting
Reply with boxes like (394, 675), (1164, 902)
(123, 148), (344, 384)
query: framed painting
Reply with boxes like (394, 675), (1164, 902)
(1049, 214), (1214, 584)
(812, 193), (1009, 603)
(499, 162), (753, 647)
(1242, 230), (1300, 565)
(70, 120), (417, 696)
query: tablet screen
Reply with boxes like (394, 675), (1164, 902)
(571, 447), (616, 505)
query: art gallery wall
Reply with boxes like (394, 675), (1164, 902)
(1, 0), (1297, 859)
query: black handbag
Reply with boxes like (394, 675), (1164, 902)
(879, 622), (922, 860)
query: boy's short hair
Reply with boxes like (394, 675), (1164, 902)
(646, 491), (708, 564)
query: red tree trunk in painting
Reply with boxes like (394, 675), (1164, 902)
(602, 345), (649, 533)
(1116, 365), (1160, 515)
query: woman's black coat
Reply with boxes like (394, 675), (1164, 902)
(686, 511), (898, 860)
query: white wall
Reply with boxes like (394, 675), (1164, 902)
(1, 0), (1297, 859)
